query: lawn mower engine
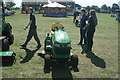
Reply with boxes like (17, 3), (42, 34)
(44, 22), (79, 73)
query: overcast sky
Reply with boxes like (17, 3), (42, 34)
(14, 0), (120, 7)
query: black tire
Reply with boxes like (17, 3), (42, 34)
(44, 55), (51, 73)
(71, 55), (78, 68)
(2, 38), (10, 51)
(44, 34), (52, 52)
(2, 23), (12, 37)
(44, 39), (48, 52)
(8, 34), (14, 45)
(45, 55), (51, 67)
(75, 20), (79, 27)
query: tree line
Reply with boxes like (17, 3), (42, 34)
(86, 3), (119, 14)
(4, 2), (120, 14)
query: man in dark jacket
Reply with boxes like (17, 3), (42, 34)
(21, 9), (41, 48)
(78, 9), (88, 46)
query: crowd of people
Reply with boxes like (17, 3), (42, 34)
(74, 8), (98, 57)
(20, 8), (98, 57)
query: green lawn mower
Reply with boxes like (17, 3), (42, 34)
(44, 22), (79, 73)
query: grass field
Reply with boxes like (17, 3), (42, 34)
(1, 10), (119, 79)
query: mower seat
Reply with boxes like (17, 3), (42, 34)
(51, 23), (64, 31)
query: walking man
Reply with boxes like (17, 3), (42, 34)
(21, 9), (41, 48)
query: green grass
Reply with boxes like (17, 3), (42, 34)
(2, 11), (118, 78)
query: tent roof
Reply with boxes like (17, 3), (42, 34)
(42, 2), (66, 8)
(75, 4), (81, 8)
(22, 0), (48, 2)
(50, 0), (74, 2)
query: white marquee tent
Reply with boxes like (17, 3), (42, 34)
(42, 2), (66, 8)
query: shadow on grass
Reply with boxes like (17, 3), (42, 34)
(20, 47), (39, 63)
(81, 44), (106, 68)
(86, 52), (106, 68)
(38, 53), (74, 80)
(51, 64), (73, 80)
